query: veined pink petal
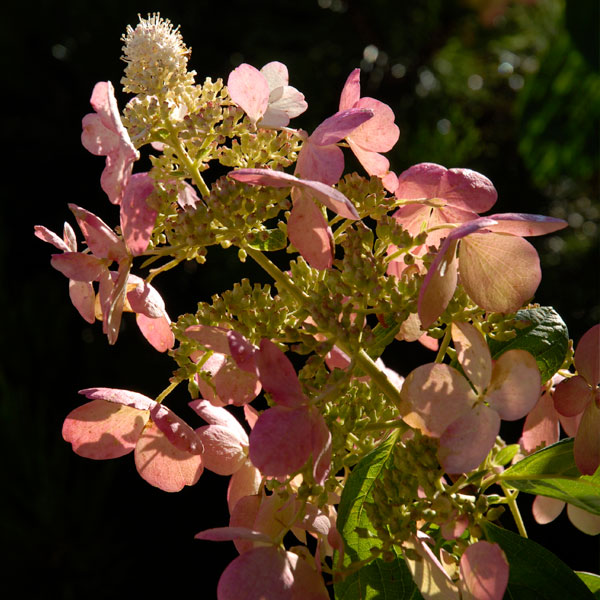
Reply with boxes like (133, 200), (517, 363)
(451, 322), (492, 393)
(69, 279), (96, 324)
(288, 189), (334, 270)
(260, 61), (307, 128)
(101, 147), (137, 205)
(573, 398), (600, 475)
(227, 64), (270, 124)
(63, 399), (149, 459)
(295, 141), (345, 186)
(261, 61), (289, 89)
(50, 253), (105, 282)
(574, 324), (600, 387)
(89, 81), (129, 142)
(459, 541), (509, 600)
(195, 526), (272, 545)
(148, 403), (203, 455)
(553, 375), (594, 417)
(136, 313), (174, 352)
(68, 204), (126, 262)
(339, 68), (361, 111)
(196, 422), (247, 475)
(350, 97), (399, 152)
(399, 363), (476, 437)
(227, 460), (262, 515)
(256, 339), (305, 408)
(486, 349), (541, 421)
(134, 420), (203, 492)
(486, 213), (567, 237)
(228, 494), (262, 553)
(189, 399), (248, 437)
(396, 163), (449, 200)
(439, 404), (500, 473)
(458, 232), (541, 314)
(249, 406), (313, 477)
(120, 173), (157, 256)
(521, 392), (560, 454)
(102, 259), (131, 345)
(126, 274), (166, 318)
(310, 108), (373, 146)
(532, 495), (564, 525)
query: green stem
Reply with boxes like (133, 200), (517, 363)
(435, 326), (452, 363)
(155, 380), (181, 404)
(500, 482), (528, 538)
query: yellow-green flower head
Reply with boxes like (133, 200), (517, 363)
(121, 13), (194, 95)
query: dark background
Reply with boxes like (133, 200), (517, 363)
(1, 0), (598, 597)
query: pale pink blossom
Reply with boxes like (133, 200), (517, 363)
(400, 322), (540, 473)
(227, 62), (307, 128)
(62, 388), (203, 492)
(81, 81), (139, 204)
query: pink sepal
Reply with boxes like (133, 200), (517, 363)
(459, 541), (509, 600)
(185, 324), (232, 354)
(50, 252), (105, 282)
(485, 212), (568, 237)
(195, 526), (271, 545)
(227, 64), (270, 124)
(120, 173), (157, 256)
(78, 387), (155, 410)
(310, 108), (374, 146)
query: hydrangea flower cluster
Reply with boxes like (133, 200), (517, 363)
(36, 13), (599, 600)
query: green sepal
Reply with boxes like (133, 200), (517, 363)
(500, 438), (600, 515)
(487, 306), (569, 383)
(245, 228), (287, 251)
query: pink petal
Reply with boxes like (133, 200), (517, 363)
(78, 387), (155, 410)
(521, 392), (560, 454)
(310, 108), (373, 146)
(227, 330), (259, 375)
(68, 204), (126, 261)
(101, 260), (131, 345)
(486, 349), (541, 421)
(338, 68), (361, 111)
(136, 313), (174, 352)
(288, 189), (334, 270)
(399, 363), (476, 437)
(195, 424), (247, 475)
(149, 403), (203, 455)
(347, 138), (390, 178)
(349, 97), (399, 152)
(100, 148), (137, 205)
(69, 279), (96, 323)
(532, 495), (564, 525)
(227, 64), (269, 124)
(396, 162), (449, 200)
(227, 460), (262, 514)
(189, 399), (248, 437)
(120, 172), (157, 256)
(451, 322), (492, 393)
(574, 324), (600, 387)
(458, 232), (541, 314)
(134, 420), (203, 492)
(382, 171), (399, 193)
(228, 494), (262, 553)
(566, 504), (600, 535)
(439, 404), (500, 473)
(195, 526), (271, 545)
(553, 375), (594, 417)
(81, 113), (121, 156)
(125, 274), (166, 318)
(50, 252), (105, 282)
(256, 339), (305, 408)
(459, 541), (509, 600)
(185, 324), (232, 355)
(310, 409), (332, 485)
(62, 399), (149, 459)
(249, 406), (313, 477)
(260, 61), (289, 89)
(573, 398), (600, 475)
(486, 213), (567, 237)
(295, 141), (345, 186)
(418, 241), (459, 329)
(438, 168), (497, 214)
(34, 225), (72, 252)
(217, 547), (329, 600)
(89, 81), (127, 139)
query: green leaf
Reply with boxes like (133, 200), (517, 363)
(246, 229), (287, 251)
(487, 306), (569, 383)
(577, 572), (600, 599)
(501, 438), (600, 515)
(482, 522), (594, 599)
(334, 431), (423, 600)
